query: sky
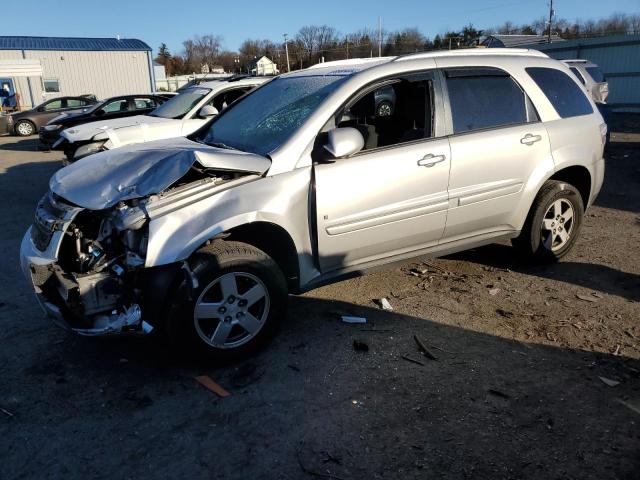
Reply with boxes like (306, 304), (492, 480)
(4, 0), (639, 55)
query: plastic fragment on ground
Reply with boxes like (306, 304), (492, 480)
(195, 375), (231, 397)
(342, 315), (367, 324)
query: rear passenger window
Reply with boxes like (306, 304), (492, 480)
(586, 67), (605, 83)
(526, 67), (593, 118)
(445, 69), (529, 134)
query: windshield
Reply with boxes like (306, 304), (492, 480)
(150, 87), (211, 119)
(201, 75), (348, 156)
(586, 67), (605, 83)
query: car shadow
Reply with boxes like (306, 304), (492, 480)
(0, 135), (46, 152)
(596, 140), (640, 213)
(446, 243), (640, 302)
(4, 296), (639, 479)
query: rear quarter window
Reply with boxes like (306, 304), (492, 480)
(586, 67), (605, 83)
(526, 67), (593, 118)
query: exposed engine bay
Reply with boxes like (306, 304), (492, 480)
(29, 165), (248, 335)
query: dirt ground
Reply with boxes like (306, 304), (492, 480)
(0, 116), (638, 480)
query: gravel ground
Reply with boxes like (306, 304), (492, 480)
(0, 116), (639, 480)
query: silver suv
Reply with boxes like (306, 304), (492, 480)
(21, 49), (606, 358)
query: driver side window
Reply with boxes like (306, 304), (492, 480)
(337, 76), (434, 152)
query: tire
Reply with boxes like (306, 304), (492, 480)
(15, 120), (35, 136)
(64, 145), (77, 161)
(512, 180), (584, 262)
(164, 240), (288, 360)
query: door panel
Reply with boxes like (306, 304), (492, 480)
(314, 138), (451, 272)
(443, 123), (552, 240)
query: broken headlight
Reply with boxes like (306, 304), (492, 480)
(73, 141), (106, 160)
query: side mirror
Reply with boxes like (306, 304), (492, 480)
(323, 127), (364, 158)
(198, 105), (219, 118)
(95, 109), (105, 116)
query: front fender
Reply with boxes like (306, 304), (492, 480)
(145, 167), (315, 281)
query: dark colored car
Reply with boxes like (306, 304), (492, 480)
(8, 96), (98, 136)
(39, 94), (171, 148)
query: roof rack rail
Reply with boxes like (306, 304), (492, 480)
(307, 57), (393, 70)
(226, 74), (251, 81)
(393, 48), (548, 62)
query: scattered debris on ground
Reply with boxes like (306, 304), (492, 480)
(375, 297), (393, 311)
(598, 376), (620, 387)
(413, 334), (438, 360)
(341, 315), (367, 324)
(195, 375), (231, 397)
(401, 355), (425, 366)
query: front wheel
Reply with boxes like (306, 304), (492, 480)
(164, 240), (288, 359)
(512, 180), (584, 262)
(15, 120), (35, 136)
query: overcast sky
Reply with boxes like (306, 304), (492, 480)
(5, 0), (639, 54)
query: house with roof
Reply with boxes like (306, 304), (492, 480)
(0, 36), (155, 109)
(249, 56), (279, 76)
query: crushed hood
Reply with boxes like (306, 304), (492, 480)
(50, 137), (271, 210)
(61, 115), (171, 143)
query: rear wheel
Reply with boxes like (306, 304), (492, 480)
(512, 180), (584, 262)
(15, 120), (35, 136)
(164, 240), (288, 359)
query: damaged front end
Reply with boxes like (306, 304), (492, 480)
(20, 137), (271, 336)
(21, 191), (155, 335)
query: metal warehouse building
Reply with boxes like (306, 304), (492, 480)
(0, 36), (155, 109)
(528, 35), (640, 110)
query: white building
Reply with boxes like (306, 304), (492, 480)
(250, 56), (279, 76)
(0, 36), (156, 109)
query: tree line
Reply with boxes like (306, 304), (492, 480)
(155, 12), (640, 75)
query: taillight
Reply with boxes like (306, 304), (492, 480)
(599, 123), (607, 145)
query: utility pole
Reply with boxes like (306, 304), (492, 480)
(547, 0), (554, 43)
(283, 33), (291, 72)
(378, 16), (382, 57)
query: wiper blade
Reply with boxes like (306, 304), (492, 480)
(207, 142), (238, 151)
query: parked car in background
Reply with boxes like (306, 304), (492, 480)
(57, 77), (269, 162)
(39, 94), (172, 148)
(21, 49), (606, 359)
(563, 60), (611, 142)
(562, 60), (608, 104)
(7, 96), (98, 136)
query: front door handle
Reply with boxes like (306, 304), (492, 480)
(520, 133), (542, 145)
(417, 153), (446, 167)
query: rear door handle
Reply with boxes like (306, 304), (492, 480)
(417, 153), (446, 167)
(520, 133), (542, 145)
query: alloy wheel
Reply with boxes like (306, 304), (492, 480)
(377, 103), (392, 116)
(541, 198), (575, 251)
(17, 122), (34, 136)
(193, 272), (270, 349)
